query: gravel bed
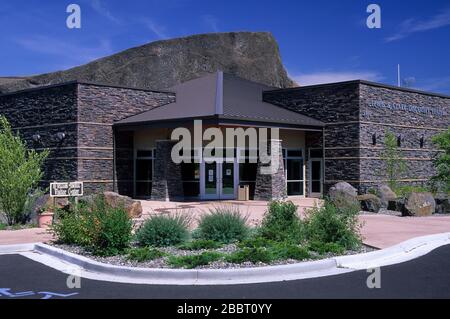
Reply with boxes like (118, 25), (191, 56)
(52, 243), (375, 270)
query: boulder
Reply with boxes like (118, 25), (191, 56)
(377, 184), (397, 209)
(402, 192), (436, 217)
(435, 193), (450, 214)
(0, 32), (296, 94)
(357, 194), (381, 213)
(328, 182), (360, 211)
(103, 191), (142, 218)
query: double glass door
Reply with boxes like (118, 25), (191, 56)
(201, 160), (237, 199)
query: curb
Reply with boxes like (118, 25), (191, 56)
(0, 243), (36, 254)
(335, 232), (450, 269)
(2, 232), (449, 285)
(33, 243), (344, 285)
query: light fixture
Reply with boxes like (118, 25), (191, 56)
(55, 132), (66, 142)
(372, 133), (377, 146)
(32, 134), (41, 142)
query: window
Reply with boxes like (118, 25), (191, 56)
(420, 136), (424, 148)
(135, 149), (154, 198)
(283, 149), (304, 196)
(181, 163), (200, 197)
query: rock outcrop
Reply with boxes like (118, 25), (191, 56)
(0, 32), (296, 94)
(357, 194), (381, 213)
(103, 191), (142, 218)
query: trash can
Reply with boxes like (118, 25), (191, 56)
(238, 184), (250, 201)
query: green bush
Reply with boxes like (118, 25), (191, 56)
(195, 206), (249, 244)
(90, 199), (133, 256)
(51, 203), (92, 246)
(126, 247), (165, 262)
(237, 236), (274, 249)
(268, 242), (310, 261)
(0, 223), (7, 231)
(431, 128), (450, 193)
(393, 185), (429, 198)
(259, 201), (304, 243)
(225, 247), (273, 264)
(304, 199), (362, 250)
(0, 116), (49, 225)
(51, 196), (132, 256)
(178, 239), (223, 250)
(168, 251), (223, 269)
(308, 240), (345, 255)
(135, 214), (190, 247)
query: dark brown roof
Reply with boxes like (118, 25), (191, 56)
(115, 72), (325, 128)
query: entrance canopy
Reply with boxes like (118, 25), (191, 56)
(114, 72), (324, 130)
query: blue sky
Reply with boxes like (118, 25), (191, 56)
(1, 0), (450, 94)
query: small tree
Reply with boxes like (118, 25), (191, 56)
(431, 128), (450, 193)
(380, 130), (407, 190)
(0, 116), (49, 225)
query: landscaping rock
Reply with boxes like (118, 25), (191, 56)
(328, 182), (360, 210)
(435, 193), (450, 214)
(103, 191), (142, 218)
(402, 192), (436, 217)
(378, 184), (397, 209)
(357, 194), (381, 213)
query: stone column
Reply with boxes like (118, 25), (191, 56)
(151, 140), (183, 201)
(254, 139), (287, 201)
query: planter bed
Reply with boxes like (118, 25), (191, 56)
(51, 243), (375, 270)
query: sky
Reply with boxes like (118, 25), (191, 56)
(1, 0), (450, 94)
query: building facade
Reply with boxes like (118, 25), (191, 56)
(0, 72), (448, 200)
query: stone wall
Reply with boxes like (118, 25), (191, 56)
(264, 81), (450, 194)
(264, 82), (360, 192)
(0, 84), (79, 186)
(151, 140), (183, 201)
(254, 139), (287, 200)
(358, 83), (449, 192)
(0, 82), (176, 195)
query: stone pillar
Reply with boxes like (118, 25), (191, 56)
(254, 139), (287, 201)
(151, 140), (183, 201)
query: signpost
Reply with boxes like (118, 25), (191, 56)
(50, 182), (84, 198)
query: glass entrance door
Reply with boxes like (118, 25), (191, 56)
(204, 162), (218, 197)
(201, 160), (237, 199)
(309, 159), (323, 197)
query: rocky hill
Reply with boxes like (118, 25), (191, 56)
(0, 32), (296, 94)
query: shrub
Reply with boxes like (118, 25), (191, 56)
(431, 128), (450, 193)
(195, 206), (249, 243)
(268, 242), (310, 261)
(0, 116), (49, 225)
(51, 202), (92, 246)
(168, 251), (223, 269)
(135, 213), (190, 247)
(237, 236), (274, 249)
(304, 199), (362, 250)
(0, 223), (7, 231)
(225, 247), (273, 264)
(381, 130), (407, 190)
(51, 196), (132, 256)
(392, 185), (429, 198)
(126, 247), (165, 262)
(89, 199), (133, 256)
(178, 239), (223, 250)
(308, 240), (345, 255)
(259, 201), (304, 243)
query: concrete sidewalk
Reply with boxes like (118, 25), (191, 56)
(0, 228), (53, 245)
(359, 214), (450, 249)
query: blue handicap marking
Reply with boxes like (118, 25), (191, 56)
(0, 288), (34, 298)
(0, 288), (79, 299)
(38, 291), (79, 299)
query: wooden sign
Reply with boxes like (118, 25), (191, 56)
(50, 182), (84, 197)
